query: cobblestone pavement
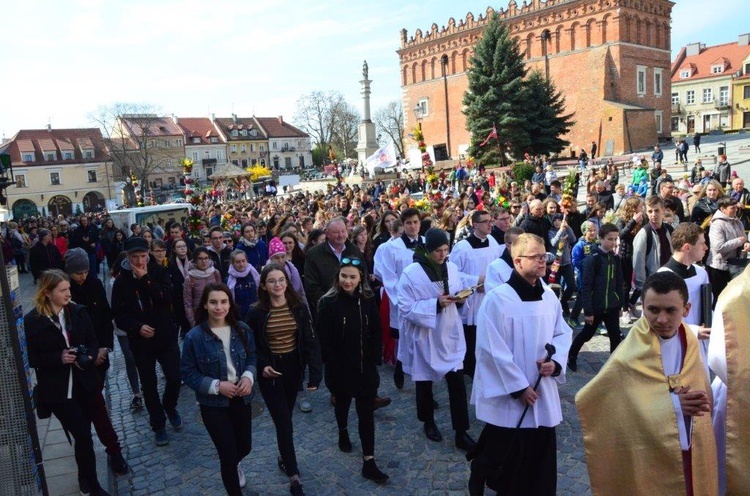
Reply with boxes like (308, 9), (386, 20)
(107, 327), (618, 496)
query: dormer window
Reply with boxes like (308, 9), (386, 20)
(45, 152), (57, 161)
(680, 69), (691, 79)
(231, 129), (238, 137)
(241, 129), (247, 136)
(711, 65), (724, 74)
(83, 150), (94, 159)
(210, 137), (219, 143)
(192, 137), (201, 144)
(23, 153), (34, 162)
(250, 129), (257, 137)
(63, 151), (73, 160)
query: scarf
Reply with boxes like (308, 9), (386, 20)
(227, 265), (253, 293)
(174, 256), (189, 279)
(238, 237), (257, 249)
(188, 261), (217, 279)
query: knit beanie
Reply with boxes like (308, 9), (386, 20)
(64, 248), (90, 274)
(424, 228), (449, 252)
(268, 237), (286, 258)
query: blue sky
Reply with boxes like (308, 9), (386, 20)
(1, 0), (746, 137)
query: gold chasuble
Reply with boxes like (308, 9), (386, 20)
(576, 317), (717, 496)
(716, 266), (750, 494)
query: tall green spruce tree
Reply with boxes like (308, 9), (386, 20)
(523, 70), (574, 156)
(464, 15), (573, 167)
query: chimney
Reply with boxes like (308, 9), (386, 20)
(210, 113), (215, 122)
(47, 123), (52, 132)
(232, 113), (237, 123)
(686, 42), (702, 56)
(739, 33), (750, 46)
(171, 113), (178, 124)
(277, 115), (283, 124)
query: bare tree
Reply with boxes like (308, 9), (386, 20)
(293, 91), (346, 151)
(374, 101), (405, 159)
(330, 102), (360, 159)
(89, 103), (176, 205)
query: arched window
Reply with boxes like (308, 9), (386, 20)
(601, 14), (610, 44)
(570, 22), (579, 50)
(526, 33), (534, 58)
(421, 60), (428, 81)
(411, 62), (418, 84)
(402, 65), (408, 86)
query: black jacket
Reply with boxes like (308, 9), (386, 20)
(304, 240), (362, 312)
(25, 304), (99, 403)
(245, 303), (322, 388)
(167, 257), (190, 331)
(519, 214), (551, 250)
(580, 248), (624, 316)
(69, 275), (114, 352)
(111, 262), (176, 354)
(29, 242), (63, 279)
(69, 222), (99, 255)
(317, 291), (381, 396)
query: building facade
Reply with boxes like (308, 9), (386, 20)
(398, 0), (674, 160)
(174, 116), (228, 181)
(212, 115), (269, 170)
(2, 127), (115, 219)
(255, 117), (313, 170)
(671, 34), (750, 135)
(732, 71), (750, 130)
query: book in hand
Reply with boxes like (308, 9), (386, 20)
(700, 283), (712, 327)
(453, 285), (483, 300)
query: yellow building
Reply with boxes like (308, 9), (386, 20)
(1, 127), (116, 219)
(731, 61), (750, 130)
(213, 115), (269, 169)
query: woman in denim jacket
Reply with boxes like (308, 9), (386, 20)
(181, 282), (257, 496)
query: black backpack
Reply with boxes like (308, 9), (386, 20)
(643, 223), (674, 258)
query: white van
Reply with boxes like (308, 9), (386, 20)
(108, 204), (192, 235)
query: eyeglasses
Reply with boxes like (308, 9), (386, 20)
(518, 254), (548, 263)
(265, 278), (287, 286)
(511, 205), (521, 209)
(341, 257), (362, 267)
(496, 216), (511, 222)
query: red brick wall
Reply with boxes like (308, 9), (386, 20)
(399, 0), (674, 158)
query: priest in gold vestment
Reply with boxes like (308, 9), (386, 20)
(576, 272), (718, 496)
(708, 265), (750, 495)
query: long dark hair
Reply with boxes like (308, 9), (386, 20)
(254, 262), (302, 311)
(194, 282), (241, 330)
(303, 229), (325, 255)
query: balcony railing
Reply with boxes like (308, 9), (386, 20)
(671, 103), (682, 114)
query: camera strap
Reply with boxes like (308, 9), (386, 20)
(49, 307), (72, 346)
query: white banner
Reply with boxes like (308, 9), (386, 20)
(365, 142), (398, 175)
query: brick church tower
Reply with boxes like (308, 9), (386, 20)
(398, 0), (674, 160)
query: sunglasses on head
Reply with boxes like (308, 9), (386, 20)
(341, 257), (362, 267)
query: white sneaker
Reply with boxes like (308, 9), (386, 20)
(620, 315), (632, 327)
(299, 399), (312, 413)
(237, 464), (246, 488)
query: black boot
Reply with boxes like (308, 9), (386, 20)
(424, 421), (442, 442)
(338, 428), (352, 453)
(455, 431), (477, 451)
(393, 361), (404, 389)
(567, 356), (578, 372)
(362, 458), (389, 483)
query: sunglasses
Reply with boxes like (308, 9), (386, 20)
(341, 257), (362, 267)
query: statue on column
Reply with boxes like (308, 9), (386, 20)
(362, 60), (369, 80)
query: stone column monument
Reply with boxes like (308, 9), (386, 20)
(356, 60), (379, 166)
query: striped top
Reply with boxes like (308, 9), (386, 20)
(266, 303), (298, 354)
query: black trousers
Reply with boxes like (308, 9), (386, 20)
(334, 394), (375, 457)
(200, 397), (253, 496)
(569, 307), (621, 359)
(415, 370), (469, 432)
(133, 341), (181, 431)
(709, 266), (732, 305)
(621, 257), (635, 311)
(463, 325), (476, 379)
(50, 394), (102, 492)
(470, 424), (556, 496)
(258, 350), (302, 477)
(557, 264), (576, 314)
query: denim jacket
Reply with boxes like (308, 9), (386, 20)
(180, 321), (257, 407)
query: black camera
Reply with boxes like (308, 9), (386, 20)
(70, 345), (93, 370)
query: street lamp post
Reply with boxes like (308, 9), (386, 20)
(413, 103), (425, 173)
(441, 54), (452, 159)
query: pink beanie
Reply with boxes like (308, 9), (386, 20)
(268, 237), (286, 258)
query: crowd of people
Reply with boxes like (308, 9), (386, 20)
(8, 147), (750, 495)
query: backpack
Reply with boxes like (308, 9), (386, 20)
(643, 223), (674, 258)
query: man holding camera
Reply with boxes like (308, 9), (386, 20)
(112, 237), (182, 446)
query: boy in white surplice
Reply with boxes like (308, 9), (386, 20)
(397, 228), (477, 452)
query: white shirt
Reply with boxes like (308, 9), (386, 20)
(659, 333), (691, 451)
(55, 309), (73, 399)
(208, 326), (254, 395)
